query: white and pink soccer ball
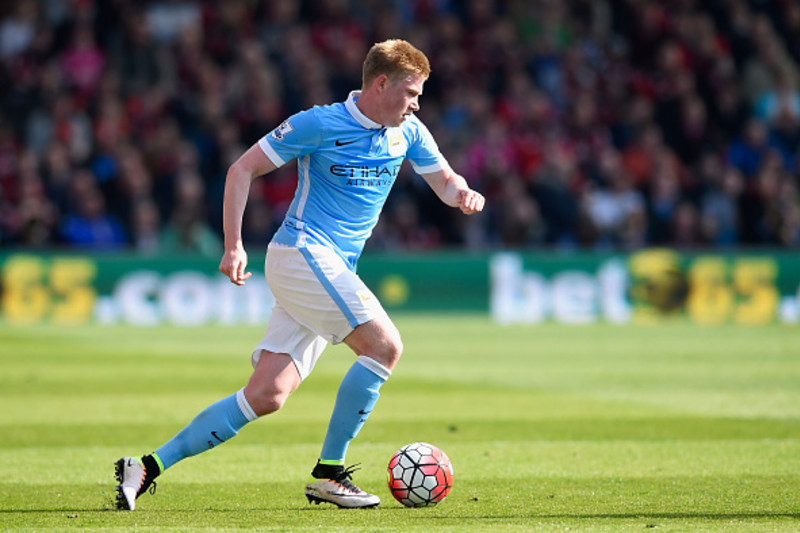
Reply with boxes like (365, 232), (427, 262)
(387, 442), (454, 507)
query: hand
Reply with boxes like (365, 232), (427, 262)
(218, 243), (252, 286)
(457, 189), (485, 215)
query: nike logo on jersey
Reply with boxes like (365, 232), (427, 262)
(335, 139), (357, 146)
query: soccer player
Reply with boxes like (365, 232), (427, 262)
(115, 39), (484, 510)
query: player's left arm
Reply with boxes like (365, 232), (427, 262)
(419, 166), (485, 215)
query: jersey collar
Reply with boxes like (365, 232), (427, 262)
(345, 91), (383, 130)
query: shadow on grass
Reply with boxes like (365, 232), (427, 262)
(3, 503), (799, 524)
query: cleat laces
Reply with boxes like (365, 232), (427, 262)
(144, 480), (157, 496)
(335, 464), (363, 493)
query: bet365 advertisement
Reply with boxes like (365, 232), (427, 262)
(1, 249), (799, 326)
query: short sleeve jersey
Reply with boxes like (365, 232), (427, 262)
(258, 91), (446, 271)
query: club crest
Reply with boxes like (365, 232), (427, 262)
(387, 128), (405, 156)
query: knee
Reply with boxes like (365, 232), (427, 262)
(244, 351), (301, 417)
(244, 387), (289, 417)
(376, 334), (403, 370)
(346, 319), (404, 370)
(389, 336), (403, 363)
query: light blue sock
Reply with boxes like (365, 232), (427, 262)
(154, 389), (258, 471)
(319, 356), (391, 463)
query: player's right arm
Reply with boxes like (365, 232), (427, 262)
(219, 109), (321, 285)
(218, 143), (277, 286)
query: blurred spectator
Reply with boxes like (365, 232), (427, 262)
(583, 148), (646, 249)
(60, 21), (105, 99)
(779, 203), (800, 247)
(672, 94), (711, 165)
(493, 175), (542, 248)
(775, 178), (800, 247)
(26, 91), (93, 161)
(699, 157), (742, 246)
(104, 144), (154, 228)
(110, 7), (174, 98)
(531, 142), (581, 247)
(672, 201), (702, 248)
(707, 60), (750, 149)
(59, 169), (126, 249)
(755, 70), (800, 125)
(240, 194), (277, 247)
(3, 149), (57, 247)
(726, 118), (771, 178)
(741, 14), (798, 105)
(647, 149), (685, 245)
(621, 122), (665, 189)
(380, 195), (441, 251)
(145, 1), (201, 44)
(129, 197), (161, 254)
(159, 170), (221, 256)
(0, 0), (36, 60)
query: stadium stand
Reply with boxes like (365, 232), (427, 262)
(1, 0), (799, 252)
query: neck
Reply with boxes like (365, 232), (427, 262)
(355, 90), (384, 126)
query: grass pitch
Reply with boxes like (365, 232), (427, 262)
(1, 316), (799, 532)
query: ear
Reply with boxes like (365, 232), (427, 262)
(376, 74), (389, 92)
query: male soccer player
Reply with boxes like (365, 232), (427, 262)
(115, 39), (484, 510)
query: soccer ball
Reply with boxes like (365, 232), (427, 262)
(387, 442), (454, 507)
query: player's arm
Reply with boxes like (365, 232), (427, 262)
(218, 144), (277, 286)
(419, 166), (485, 215)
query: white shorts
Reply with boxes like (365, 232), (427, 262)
(251, 244), (388, 380)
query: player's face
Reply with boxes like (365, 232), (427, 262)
(380, 74), (425, 127)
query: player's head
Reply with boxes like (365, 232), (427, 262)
(361, 40), (431, 127)
(362, 39), (430, 86)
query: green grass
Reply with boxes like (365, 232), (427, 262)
(1, 316), (799, 532)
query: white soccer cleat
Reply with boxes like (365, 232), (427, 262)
(114, 457), (147, 510)
(305, 463), (380, 509)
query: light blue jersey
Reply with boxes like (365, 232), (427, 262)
(258, 91), (446, 270)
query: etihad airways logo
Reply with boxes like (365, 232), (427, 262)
(330, 164), (402, 180)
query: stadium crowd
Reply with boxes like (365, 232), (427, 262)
(1, 0), (800, 253)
